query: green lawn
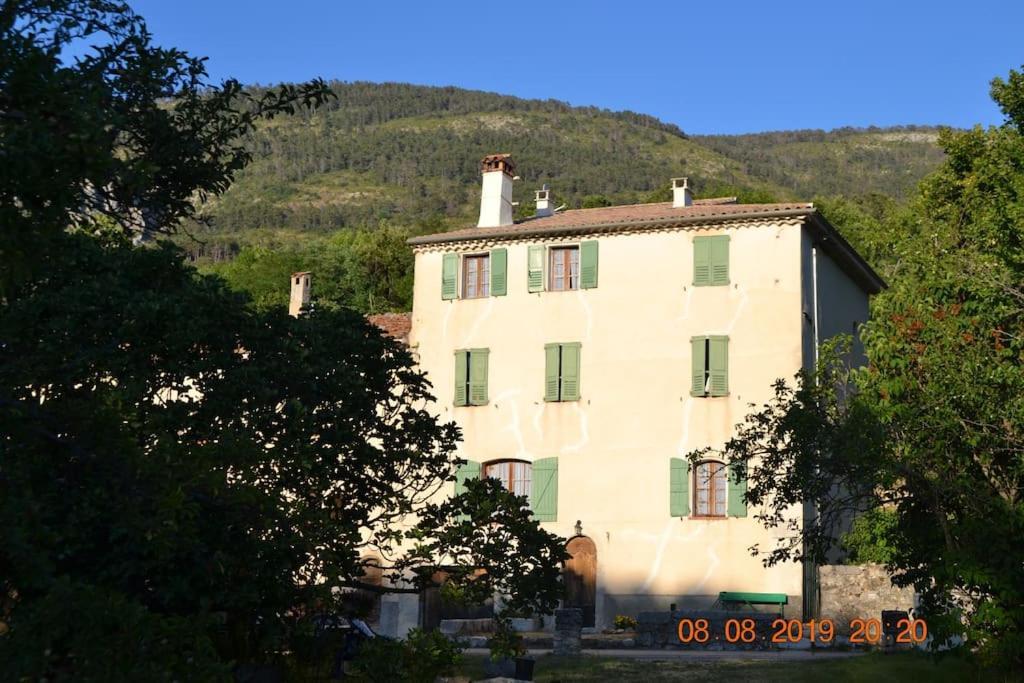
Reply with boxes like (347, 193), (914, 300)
(455, 651), (1019, 682)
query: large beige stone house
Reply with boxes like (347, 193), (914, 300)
(399, 154), (883, 629)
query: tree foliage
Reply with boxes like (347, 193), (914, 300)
(0, 2), (568, 677)
(690, 67), (1024, 666)
(0, 0), (333, 289)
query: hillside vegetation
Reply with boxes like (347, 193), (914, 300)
(186, 82), (947, 312)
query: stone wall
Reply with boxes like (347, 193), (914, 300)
(819, 564), (915, 634)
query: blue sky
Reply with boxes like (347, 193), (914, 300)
(129, 0), (1024, 135)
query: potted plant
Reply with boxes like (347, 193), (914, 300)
(484, 613), (533, 680)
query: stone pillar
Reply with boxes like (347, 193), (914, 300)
(553, 608), (583, 655)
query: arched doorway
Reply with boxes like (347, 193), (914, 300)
(564, 536), (597, 627)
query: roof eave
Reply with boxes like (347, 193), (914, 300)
(805, 210), (887, 294)
(407, 207), (817, 246)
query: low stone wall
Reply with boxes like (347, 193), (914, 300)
(636, 610), (779, 650)
(819, 564), (915, 634)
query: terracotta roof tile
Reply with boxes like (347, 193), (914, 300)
(367, 312), (411, 343)
(408, 201), (814, 246)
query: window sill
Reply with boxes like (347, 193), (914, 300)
(690, 393), (730, 399)
(688, 515), (728, 521)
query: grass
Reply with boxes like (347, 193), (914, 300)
(454, 651), (1020, 682)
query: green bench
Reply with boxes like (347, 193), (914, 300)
(714, 591), (788, 616)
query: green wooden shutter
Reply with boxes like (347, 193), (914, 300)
(528, 245), (544, 293)
(442, 253), (458, 300)
(690, 337), (707, 396)
(727, 461), (747, 517)
(670, 457), (690, 517)
(469, 348), (489, 405)
(709, 336), (729, 396)
(544, 344), (560, 401)
(453, 350), (468, 406)
(531, 457), (558, 521)
(693, 237), (711, 286)
(561, 342), (581, 401)
(490, 248), (507, 296)
(454, 460), (481, 496)
(580, 240), (599, 289)
(711, 235), (730, 285)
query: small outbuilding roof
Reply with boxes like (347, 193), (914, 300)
(367, 312), (412, 343)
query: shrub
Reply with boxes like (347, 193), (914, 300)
(487, 614), (526, 661)
(841, 508), (900, 565)
(350, 628), (461, 683)
(614, 615), (638, 630)
(0, 579), (227, 681)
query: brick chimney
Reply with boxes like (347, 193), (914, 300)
(289, 271), (311, 317)
(672, 177), (693, 208)
(478, 154), (516, 227)
(535, 183), (553, 217)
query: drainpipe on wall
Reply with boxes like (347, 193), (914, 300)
(805, 244), (822, 619)
(812, 246), (820, 370)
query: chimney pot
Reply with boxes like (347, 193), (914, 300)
(289, 271), (311, 317)
(534, 183), (554, 217)
(672, 177), (693, 208)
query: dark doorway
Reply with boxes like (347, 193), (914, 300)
(564, 536), (597, 627)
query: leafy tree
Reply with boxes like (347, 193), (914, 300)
(840, 508), (900, 565)
(0, 2), (568, 677)
(688, 67), (1024, 666)
(0, 0), (332, 289)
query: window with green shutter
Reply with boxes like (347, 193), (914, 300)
(531, 457), (558, 521)
(454, 348), (489, 406)
(693, 235), (729, 286)
(490, 248), (507, 296)
(580, 240), (599, 289)
(454, 460), (481, 497)
(708, 336), (728, 396)
(670, 457), (690, 517)
(469, 348), (489, 405)
(710, 235), (730, 285)
(528, 245), (544, 293)
(454, 350), (468, 406)
(453, 459), (481, 522)
(544, 344), (560, 401)
(442, 252), (458, 299)
(543, 342), (581, 402)
(690, 335), (728, 397)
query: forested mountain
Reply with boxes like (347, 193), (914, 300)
(184, 82), (944, 252)
(187, 82), (947, 313)
(695, 127), (946, 199)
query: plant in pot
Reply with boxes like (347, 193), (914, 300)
(485, 613), (533, 680)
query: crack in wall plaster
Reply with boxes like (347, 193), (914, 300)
(560, 401), (590, 453)
(495, 389), (531, 460)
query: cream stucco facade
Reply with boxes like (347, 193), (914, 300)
(404, 184), (881, 628)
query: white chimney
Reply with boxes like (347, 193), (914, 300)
(478, 154), (516, 227)
(672, 177), (693, 208)
(289, 271), (311, 317)
(535, 184), (553, 217)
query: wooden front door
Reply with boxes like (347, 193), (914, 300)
(564, 536), (597, 627)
